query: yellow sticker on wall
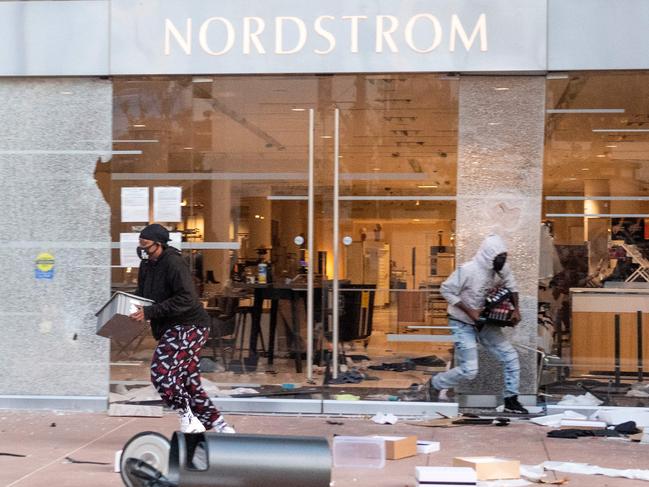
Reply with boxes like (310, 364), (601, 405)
(35, 252), (55, 280)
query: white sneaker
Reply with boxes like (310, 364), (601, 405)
(179, 410), (206, 433)
(213, 417), (236, 434)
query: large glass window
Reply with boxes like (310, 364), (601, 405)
(103, 74), (459, 396)
(540, 71), (649, 397)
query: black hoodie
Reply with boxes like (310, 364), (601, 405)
(137, 246), (210, 340)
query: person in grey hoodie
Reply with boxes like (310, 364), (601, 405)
(430, 234), (528, 414)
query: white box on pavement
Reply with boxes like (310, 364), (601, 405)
(415, 466), (477, 486)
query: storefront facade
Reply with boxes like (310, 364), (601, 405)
(2, 0), (649, 411)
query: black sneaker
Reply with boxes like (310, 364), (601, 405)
(503, 395), (529, 414)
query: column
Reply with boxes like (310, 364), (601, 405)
(0, 78), (112, 409)
(455, 76), (546, 406)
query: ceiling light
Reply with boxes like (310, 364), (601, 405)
(291, 108), (306, 112)
(494, 87), (510, 91)
(321, 135), (332, 139)
(568, 177), (577, 181)
(413, 219), (421, 222)
(372, 168), (380, 171)
(183, 147), (193, 150)
(596, 154), (606, 158)
(133, 124), (146, 128)
(605, 145), (618, 148)
(593, 129), (649, 133)
(546, 109), (625, 114)
(418, 185), (438, 188)
(581, 168), (590, 171)
(254, 215), (260, 219)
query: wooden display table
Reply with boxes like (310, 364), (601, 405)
(571, 288), (649, 375)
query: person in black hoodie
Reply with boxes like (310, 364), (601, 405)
(129, 224), (234, 434)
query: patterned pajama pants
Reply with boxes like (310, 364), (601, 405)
(151, 325), (221, 429)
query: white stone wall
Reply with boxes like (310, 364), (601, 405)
(455, 76), (546, 399)
(0, 79), (112, 399)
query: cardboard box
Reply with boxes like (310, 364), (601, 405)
(415, 466), (477, 487)
(371, 435), (418, 460)
(559, 419), (607, 429)
(453, 457), (520, 481)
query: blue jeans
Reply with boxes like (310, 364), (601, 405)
(432, 319), (521, 398)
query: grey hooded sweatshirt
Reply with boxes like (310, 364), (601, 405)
(440, 234), (518, 324)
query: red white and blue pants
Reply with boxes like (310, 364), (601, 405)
(151, 325), (221, 429)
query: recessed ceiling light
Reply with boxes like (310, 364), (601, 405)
(494, 87), (510, 91)
(183, 147), (193, 150)
(581, 168), (590, 171)
(372, 168), (380, 171)
(568, 177), (577, 181)
(133, 124), (146, 128)
(546, 108), (625, 114)
(593, 129), (649, 133)
(291, 108), (306, 112)
(605, 145), (618, 148)
(413, 218), (421, 222)
(321, 135), (332, 139)
(596, 154), (606, 158)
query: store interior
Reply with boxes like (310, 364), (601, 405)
(98, 71), (649, 403)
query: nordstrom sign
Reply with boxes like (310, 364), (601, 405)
(111, 0), (546, 75)
(163, 14), (488, 57)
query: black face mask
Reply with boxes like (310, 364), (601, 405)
(137, 243), (158, 261)
(493, 254), (507, 272)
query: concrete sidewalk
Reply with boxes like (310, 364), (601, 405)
(0, 410), (647, 487)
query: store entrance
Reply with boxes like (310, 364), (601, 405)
(105, 74), (459, 400)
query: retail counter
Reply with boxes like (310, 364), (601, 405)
(571, 288), (649, 375)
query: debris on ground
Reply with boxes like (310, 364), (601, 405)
(556, 392), (603, 406)
(108, 404), (163, 417)
(453, 456), (520, 481)
(531, 461), (649, 482)
(371, 412), (398, 425)
(626, 382), (649, 398)
(64, 456), (110, 465)
(334, 394), (361, 401)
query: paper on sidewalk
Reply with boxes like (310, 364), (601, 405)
(530, 461), (649, 482)
(371, 412), (398, 425)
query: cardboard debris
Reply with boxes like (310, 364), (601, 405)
(530, 411), (587, 428)
(108, 404), (163, 417)
(559, 419), (606, 429)
(453, 456), (520, 481)
(370, 435), (417, 460)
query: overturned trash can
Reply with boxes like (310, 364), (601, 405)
(168, 432), (331, 487)
(122, 431), (331, 487)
